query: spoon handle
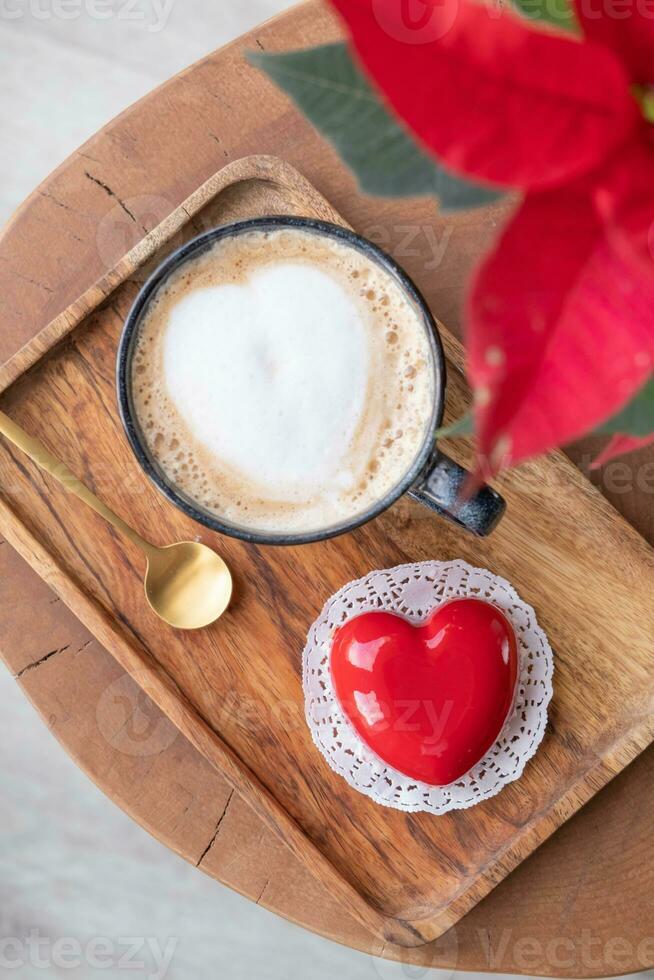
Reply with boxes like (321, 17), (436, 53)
(0, 410), (156, 560)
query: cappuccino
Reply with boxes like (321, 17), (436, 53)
(131, 227), (435, 535)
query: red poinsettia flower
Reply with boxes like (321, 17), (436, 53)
(329, 0), (654, 470)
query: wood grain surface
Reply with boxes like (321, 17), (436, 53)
(2, 2), (654, 974)
(2, 151), (654, 950)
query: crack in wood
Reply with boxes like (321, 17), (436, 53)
(14, 636), (94, 680)
(38, 191), (87, 218)
(0, 256), (54, 294)
(208, 134), (230, 159)
(77, 150), (103, 166)
(84, 170), (138, 224)
(15, 644), (70, 679)
(196, 789), (235, 867)
(256, 877), (271, 905)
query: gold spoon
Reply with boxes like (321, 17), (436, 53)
(0, 410), (232, 630)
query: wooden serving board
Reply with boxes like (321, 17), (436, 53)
(2, 155), (654, 948)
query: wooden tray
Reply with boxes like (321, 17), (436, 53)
(2, 155), (654, 948)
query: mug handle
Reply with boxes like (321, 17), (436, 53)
(408, 450), (505, 537)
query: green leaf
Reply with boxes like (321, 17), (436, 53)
(249, 43), (502, 211)
(436, 412), (474, 439)
(595, 376), (654, 437)
(510, 0), (579, 34)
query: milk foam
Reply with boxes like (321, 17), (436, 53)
(132, 228), (435, 534)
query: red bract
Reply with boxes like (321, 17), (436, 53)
(330, 0), (654, 469)
(592, 433), (654, 468)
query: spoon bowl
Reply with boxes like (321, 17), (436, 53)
(145, 541), (233, 630)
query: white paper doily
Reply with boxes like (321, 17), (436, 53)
(302, 560), (553, 814)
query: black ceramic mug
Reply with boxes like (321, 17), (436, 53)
(117, 217), (505, 545)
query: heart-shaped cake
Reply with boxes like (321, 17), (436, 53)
(331, 598), (518, 786)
